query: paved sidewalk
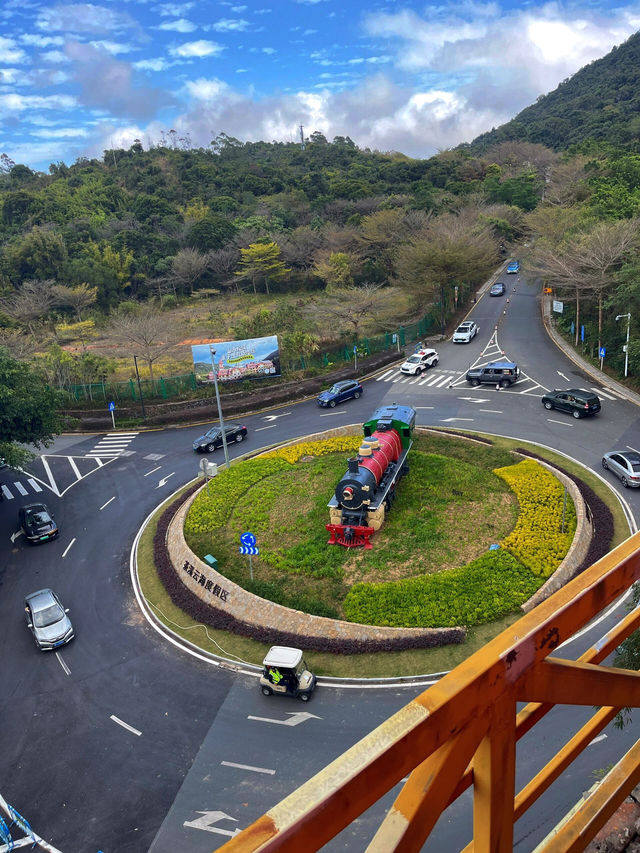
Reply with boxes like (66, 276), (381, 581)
(542, 296), (640, 408)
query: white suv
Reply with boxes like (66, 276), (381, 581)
(401, 348), (439, 375)
(452, 321), (478, 343)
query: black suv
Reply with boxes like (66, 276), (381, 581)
(541, 389), (601, 419)
(466, 361), (520, 388)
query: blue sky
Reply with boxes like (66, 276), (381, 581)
(2, 0), (640, 172)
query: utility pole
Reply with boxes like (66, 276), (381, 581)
(209, 347), (230, 467)
(616, 312), (631, 378)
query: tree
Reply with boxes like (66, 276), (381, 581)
(235, 242), (291, 295)
(186, 213), (236, 252)
(0, 279), (56, 336)
(0, 347), (64, 468)
(108, 304), (181, 383)
(169, 248), (209, 295)
(5, 226), (67, 282)
(52, 282), (98, 321)
(302, 284), (400, 341)
(313, 251), (355, 290)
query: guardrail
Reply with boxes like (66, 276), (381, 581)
(220, 531), (640, 852)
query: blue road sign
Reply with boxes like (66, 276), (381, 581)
(581, 325), (585, 342)
(353, 345), (357, 354)
(240, 531), (256, 547)
(108, 401), (115, 411)
(599, 346), (606, 358)
(239, 545), (259, 555)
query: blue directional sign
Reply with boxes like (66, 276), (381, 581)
(240, 545), (259, 555)
(581, 325), (585, 343)
(108, 401), (115, 412)
(599, 346), (606, 358)
(241, 531), (256, 547)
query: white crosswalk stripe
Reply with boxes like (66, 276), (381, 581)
(14, 481), (28, 495)
(87, 431), (139, 458)
(591, 387), (617, 401)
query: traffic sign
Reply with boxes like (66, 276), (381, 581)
(599, 346), (606, 358)
(240, 545), (259, 555)
(108, 401), (115, 411)
(241, 531), (256, 547)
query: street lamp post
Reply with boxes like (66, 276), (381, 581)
(616, 313), (631, 378)
(133, 355), (146, 421)
(209, 346), (230, 468)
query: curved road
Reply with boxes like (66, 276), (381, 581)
(2, 273), (640, 852)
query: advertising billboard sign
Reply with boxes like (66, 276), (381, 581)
(191, 336), (280, 384)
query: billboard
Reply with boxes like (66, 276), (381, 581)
(191, 336), (281, 384)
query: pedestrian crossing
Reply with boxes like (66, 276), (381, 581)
(376, 368), (457, 387)
(1, 478), (43, 500)
(86, 432), (139, 457)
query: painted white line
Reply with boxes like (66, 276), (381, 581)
(589, 733), (607, 746)
(319, 411), (347, 417)
(423, 374), (443, 386)
(144, 466), (162, 477)
(27, 478), (43, 492)
(221, 761), (276, 775)
(68, 457), (82, 480)
(40, 455), (61, 495)
(62, 538), (76, 557)
(99, 496), (116, 510)
(479, 409), (503, 414)
(13, 481), (28, 495)
(95, 441), (131, 447)
(110, 715), (142, 736)
(56, 652), (71, 675)
(627, 445), (640, 455)
(376, 369), (395, 381)
(414, 406), (434, 409)
(435, 375), (455, 387)
(86, 451), (122, 457)
(107, 432), (139, 436)
(592, 387), (616, 401)
(255, 425), (276, 431)
(1, 485), (13, 499)
(92, 457), (104, 467)
(547, 419), (573, 427)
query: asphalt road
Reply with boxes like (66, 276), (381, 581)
(2, 271), (640, 852)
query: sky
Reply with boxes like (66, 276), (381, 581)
(1, 0), (640, 172)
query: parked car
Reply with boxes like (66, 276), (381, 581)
(601, 451), (640, 488)
(541, 389), (601, 419)
(19, 502), (59, 543)
(193, 423), (248, 452)
(506, 260), (520, 274)
(25, 588), (74, 650)
(400, 348), (439, 375)
(466, 361), (520, 387)
(317, 379), (363, 408)
(490, 282), (506, 296)
(452, 321), (478, 343)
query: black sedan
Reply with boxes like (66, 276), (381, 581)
(490, 282), (506, 296)
(317, 379), (363, 408)
(193, 423), (248, 452)
(19, 502), (59, 543)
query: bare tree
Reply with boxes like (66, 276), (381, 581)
(108, 304), (182, 383)
(0, 279), (56, 336)
(302, 284), (401, 341)
(52, 282), (98, 321)
(278, 227), (326, 270)
(0, 329), (38, 360)
(206, 246), (242, 291)
(169, 248), (209, 295)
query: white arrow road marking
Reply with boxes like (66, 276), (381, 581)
(183, 811), (241, 837)
(56, 652), (71, 675)
(262, 412), (291, 421)
(247, 711), (322, 726)
(440, 418), (474, 423)
(557, 371), (570, 382)
(589, 733), (607, 746)
(10, 529), (24, 542)
(221, 761), (275, 775)
(457, 397), (490, 403)
(156, 473), (175, 488)
(110, 715), (142, 736)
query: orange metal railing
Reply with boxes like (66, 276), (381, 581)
(221, 531), (640, 853)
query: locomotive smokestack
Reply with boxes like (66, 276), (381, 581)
(347, 457), (359, 473)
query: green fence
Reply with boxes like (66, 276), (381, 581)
(65, 313), (438, 404)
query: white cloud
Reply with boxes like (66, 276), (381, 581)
(183, 77), (237, 102)
(37, 126), (90, 138)
(89, 40), (135, 55)
(262, 47), (276, 54)
(159, 18), (197, 33)
(157, 2), (194, 16)
(211, 18), (250, 32)
(0, 37), (26, 64)
(0, 93), (77, 114)
(36, 3), (139, 35)
(0, 68), (21, 84)
(20, 34), (65, 47)
(42, 50), (69, 63)
(170, 40), (224, 58)
(134, 57), (172, 71)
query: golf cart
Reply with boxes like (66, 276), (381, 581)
(259, 646), (317, 701)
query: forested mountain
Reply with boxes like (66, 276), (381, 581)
(470, 30), (640, 152)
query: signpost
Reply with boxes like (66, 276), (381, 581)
(599, 345), (606, 371)
(353, 344), (358, 371)
(240, 532), (258, 581)
(108, 400), (115, 430)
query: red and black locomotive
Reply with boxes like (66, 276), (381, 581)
(327, 403), (416, 549)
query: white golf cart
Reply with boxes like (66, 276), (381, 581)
(259, 646), (317, 702)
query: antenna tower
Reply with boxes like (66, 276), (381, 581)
(299, 125), (305, 150)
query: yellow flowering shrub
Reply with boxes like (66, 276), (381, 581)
(494, 459), (576, 578)
(261, 435), (362, 464)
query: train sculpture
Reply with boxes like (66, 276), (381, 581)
(327, 403), (416, 549)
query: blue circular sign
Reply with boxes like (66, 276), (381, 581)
(241, 531), (256, 547)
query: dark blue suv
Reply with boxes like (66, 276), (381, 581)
(317, 379), (363, 408)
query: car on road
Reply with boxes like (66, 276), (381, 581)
(193, 423), (248, 452)
(25, 588), (74, 650)
(602, 451), (640, 488)
(466, 361), (520, 387)
(541, 389), (601, 419)
(490, 282), (506, 297)
(317, 379), (363, 408)
(400, 348), (439, 375)
(506, 260), (520, 274)
(19, 502), (59, 543)
(452, 321), (478, 343)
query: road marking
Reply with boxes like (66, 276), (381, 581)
(157, 473), (175, 488)
(247, 711), (322, 726)
(40, 456), (61, 495)
(99, 496), (115, 510)
(440, 418), (474, 423)
(262, 412), (291, 421)
(479, 409), (503, 414)
(62, 538), (76, 557)
(183, 811), (240, 837)
(221, 761), (275, 775)
(589, 733), (607, 746)
(547, 419), (573, 426)
(376, 369), (395, 381)
(68, 457), (82, 480)
(557, 371), (570, 382)
(56, 652), (71, 675)
(144, 466), (161, 477)
(457, 397), (489, 404)
(13, 481), (28, 495)
(414, 406), (434, 409)
(2, 485), (13, 499)
(319, 411), (347, 416)
(255, 424), (276, 431)
(592, 387), (616, 400)
(86, 451), (122, 457)
(110, 715), (142, 736)
(627, 445), (640, 455)
(10, 529), (24, 542)
(27, 477), (43, 492)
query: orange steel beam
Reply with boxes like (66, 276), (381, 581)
(366, 712), (489, 852)
(221, 534), (640, 853)
(520, 658), (640, 706)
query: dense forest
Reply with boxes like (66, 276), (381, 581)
(3, 25), (640, 449)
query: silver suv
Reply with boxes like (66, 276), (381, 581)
(452, 321), (478, 343)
